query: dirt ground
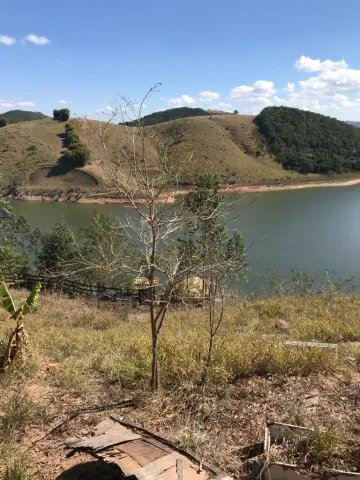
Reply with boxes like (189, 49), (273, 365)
(2, 368), (359, 479)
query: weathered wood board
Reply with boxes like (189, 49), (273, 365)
(65, 417), (213, 480)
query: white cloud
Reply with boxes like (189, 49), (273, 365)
(283, 82), (295, 93)
(217, 102), (232, 109)
(199, 91), (220, 102)
(295, 55), (348, 72)
(96, 105), (114, 113)
(167, 94), (197, 107)
(273, 96), (288, 105)
(298, 68), (360, 97)
(17, 101), (36, 107)
(59, 100), (67, 104)
(230, 80), (276, 104)
(0, 35), (16, 46)
(0, 101), (15, 109)
(25, 34), (50, 46)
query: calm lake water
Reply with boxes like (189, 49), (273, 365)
(10, 185), (360, 292)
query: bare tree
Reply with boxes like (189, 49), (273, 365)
(73, 86), (204, 390)
(67, 88), (247, 389)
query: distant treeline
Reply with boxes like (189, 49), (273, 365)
(121, 107), (211, 126)
(254, 106), (360, 174)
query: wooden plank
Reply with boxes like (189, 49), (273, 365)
(107, 453), (142, 476)
(110, 415), (220, 477)
(117, 439), (168, 466)
(66, 430), (140, 451)
(142, 438), (173, 455)
(132, 452), (179, 480)
(93, 418), (130, 435)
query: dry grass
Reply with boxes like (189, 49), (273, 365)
(0, 115), (308, 193)
(1, 291), (360, 478)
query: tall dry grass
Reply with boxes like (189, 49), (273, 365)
(1, 291), (359, 393)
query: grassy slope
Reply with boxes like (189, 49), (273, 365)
(1, 292), (360, 478)
(0, 115), (306, 193)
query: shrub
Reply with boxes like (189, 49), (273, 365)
(53, 108), (70, 122)
(0, 117), (9, 128)
(64, 122), (91, 166)
(67, 143), (91, 167)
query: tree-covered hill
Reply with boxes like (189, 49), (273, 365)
(122, 106), (212, 126)
(1, 110), (47, 124)
(254, 106), (360, 174)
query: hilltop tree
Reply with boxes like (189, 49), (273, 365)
(53, 108), (70, 122)
(0, 117), (9, 128)
(233, 110), (239, 115)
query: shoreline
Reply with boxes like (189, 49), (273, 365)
(8, 178), (360, 204)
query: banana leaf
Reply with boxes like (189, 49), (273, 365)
(23, 282), (41, 315)
(0, 282), (16, 315)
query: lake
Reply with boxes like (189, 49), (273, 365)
(10, 185), (360, 293)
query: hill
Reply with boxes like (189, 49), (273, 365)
(0, 115), (302, 193)
(255, 106), (360, 174)
(1, 109), (47, 124)
(123, 106), (220, 126)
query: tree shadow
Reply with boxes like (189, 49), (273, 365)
(47, 133), (74, 177)
(56, 460), (123, 480)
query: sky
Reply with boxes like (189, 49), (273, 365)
(2, 0), (360, 120)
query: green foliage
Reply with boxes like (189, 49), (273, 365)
(0, 282), (41, 318)
(53, 108), (70, 122)
(0, 282), (16, 316)
(22, 283), (41, 315)
(75, 211), (138, 287)
(64, 122), (91, 166)
(66, 142), (91, 167)
(233, 110), (239, 115)
(183, 172), (246, 284)
(0, 117), (9, 128)
(122, 107), (211, 127)
(36, 218), (74, 277)
(0, 210), (33, 279)
(254, 106), (360, 174)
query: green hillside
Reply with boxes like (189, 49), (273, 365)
(255, 106), (360, 174)
(1, 109), (47, 124)
(123, 106), (216, 126)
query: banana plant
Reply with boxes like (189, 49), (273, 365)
(0, 281), (41, 372)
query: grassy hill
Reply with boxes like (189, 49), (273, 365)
(123, 106), (226, 126)
(0, 109), (47, 124)
(0, 114), (303, 193)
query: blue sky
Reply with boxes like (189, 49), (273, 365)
(2, 0), (360, 120)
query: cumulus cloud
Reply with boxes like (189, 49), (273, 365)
(217, 102), (232, 109)
(96, 105), (114, 113)
(25, 34), (50, 45)
(58, 100), (67, 104)
(283, 82), (295, 93)
(295, 55), (348, 72)
(199, 91), (220, 102)
(167, 95), (197, 107)
(0, 99), (36, 110)
(0, 35), (16, 46)
(17, 101), (36, 107)
(0, 101), (15, 109)
(230, 80), (276, 105)
(298, 68), (360, 97)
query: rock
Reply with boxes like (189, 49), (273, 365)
(275, 319), (291, 332)
(47, 363), (60, 374)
